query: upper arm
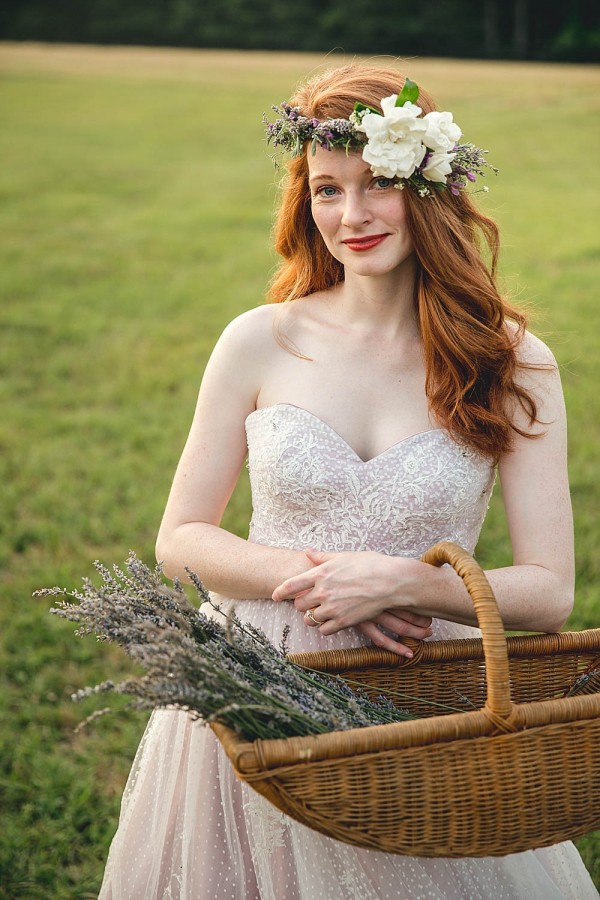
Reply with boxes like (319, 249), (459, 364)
(498, 330), (574, 587)
(157, 306), (275, 539)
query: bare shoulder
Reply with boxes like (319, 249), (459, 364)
(217, 303), (281, 354)
(196, 304), (285, 414)
(503, 322), (559, 395)
(508, 323), (557, 369)
(504, 323), (565, 434)
(214, 293), (333, 367)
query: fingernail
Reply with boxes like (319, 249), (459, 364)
(405, 650), (413, 659)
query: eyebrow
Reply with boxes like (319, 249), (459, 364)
(308, 174), (335, 184)
(308, 167), (372, 184)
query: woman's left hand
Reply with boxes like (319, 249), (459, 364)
(272, 548), (431, 637)
(356, 612), (433, 657)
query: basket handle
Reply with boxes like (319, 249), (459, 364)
(421, 541), (513, 720)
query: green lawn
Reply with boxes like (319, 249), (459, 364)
(1, 43), (599, 897)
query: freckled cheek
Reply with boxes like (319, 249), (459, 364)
(387, 205), (413, 252)
(382, 196), (408, 226)
(311, 206), (340, 248)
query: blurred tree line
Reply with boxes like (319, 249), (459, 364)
(1, 0), (598, 61)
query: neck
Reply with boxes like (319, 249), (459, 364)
(333, 257), (419, 338)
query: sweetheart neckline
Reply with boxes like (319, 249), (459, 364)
(245, 403), (447, 465)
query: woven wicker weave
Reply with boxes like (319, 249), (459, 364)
(212, 542), (600, 857)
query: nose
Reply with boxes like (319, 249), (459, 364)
(341, 190), (372, 229)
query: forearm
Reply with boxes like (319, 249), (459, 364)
(155, 522), (311, 598)
(412, 561), (574, 633)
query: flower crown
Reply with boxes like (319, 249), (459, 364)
(264, 78), (497, 197)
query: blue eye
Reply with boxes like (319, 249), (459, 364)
(374, 177), (394, 189)
(315, 185), (338, 197)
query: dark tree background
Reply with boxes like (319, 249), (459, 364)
(1, 0), (598, 61)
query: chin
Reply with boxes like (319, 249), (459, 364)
(346, 257), (413, 279)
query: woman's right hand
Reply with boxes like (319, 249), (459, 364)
(357, 610), (433, 657)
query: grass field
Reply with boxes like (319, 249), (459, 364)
(1, 42), (599, 897)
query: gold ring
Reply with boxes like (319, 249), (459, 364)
(305, 608), (322, 625)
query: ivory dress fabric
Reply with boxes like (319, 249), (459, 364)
(99, 404), (599, 899)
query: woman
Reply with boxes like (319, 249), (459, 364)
(99, 65), (598, 899)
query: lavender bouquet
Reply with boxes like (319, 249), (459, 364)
(39, 553), (418, 741)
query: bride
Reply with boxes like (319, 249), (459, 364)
(99, 64), (598, 898)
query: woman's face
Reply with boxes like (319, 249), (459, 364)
(307, 145), (414, 279)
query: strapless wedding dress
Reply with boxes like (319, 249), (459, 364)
(99, 404), (598, 899)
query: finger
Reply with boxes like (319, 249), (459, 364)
(357, 622), (414, 659)
(303, 607), (326, 628)
(385, 609), (433, 629)
(304, 548), (333, 565)
(294, 593), (321, 613)
(374, 611), (433, 639)
(315, 618), (343, 637)
(272, 574), (316, 602)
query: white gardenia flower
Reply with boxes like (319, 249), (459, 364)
(359, 97), (426, 143)
(358, 96), (428, 180)
(422, 111), (462, 152)
(421, 149), (457, 183)
(363, 136), (427, 179)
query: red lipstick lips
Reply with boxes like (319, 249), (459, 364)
(343, 234), (389, 252)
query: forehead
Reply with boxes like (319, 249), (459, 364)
(307, 144), (371, 181)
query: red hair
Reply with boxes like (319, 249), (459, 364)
(268, 64), (538, 459)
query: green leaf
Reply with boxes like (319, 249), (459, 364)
(396, 78), (419, 107)
(353, 101), (381, 116)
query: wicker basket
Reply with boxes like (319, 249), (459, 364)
(212, 542), (600, 857)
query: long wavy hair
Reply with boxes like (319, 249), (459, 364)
(268, 64), (539, 459)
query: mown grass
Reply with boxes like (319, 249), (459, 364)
(1, 43), (599, 897)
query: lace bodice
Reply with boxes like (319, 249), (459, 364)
(246, 404), (495, 559)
